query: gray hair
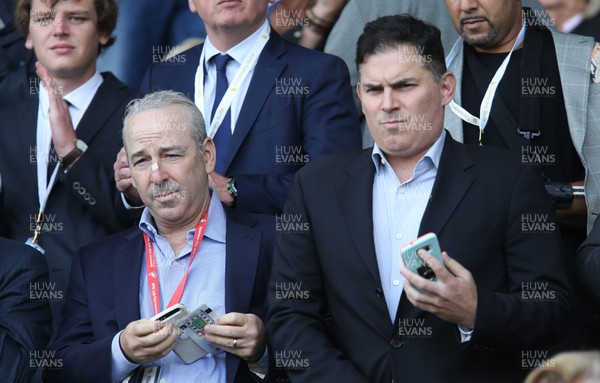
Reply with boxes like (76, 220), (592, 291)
(122, 90), (206, 154)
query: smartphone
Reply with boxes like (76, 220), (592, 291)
(150, 303), (188, 325)
(401, 232), (444, 281)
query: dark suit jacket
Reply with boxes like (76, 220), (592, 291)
(0, 72), (137, 332)
(139, 30), (361, 215)
(0, 237), (52, 383)
(576, 215), (600, 308)
(268, 133), (571, 383)
(44, 206), (275, 383)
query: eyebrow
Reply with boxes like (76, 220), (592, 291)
(129, 146), (187, 160)
(362, 77), (420, 89)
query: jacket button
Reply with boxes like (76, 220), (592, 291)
(375, 288), (383, 298)
(391, 338), (403, 349)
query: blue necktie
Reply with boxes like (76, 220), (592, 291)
(211, 54), (233, 175)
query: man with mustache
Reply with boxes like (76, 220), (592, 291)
(45, 91), (275, 383)
(443, 0), (600, 349)
(268, 14), (570, 383)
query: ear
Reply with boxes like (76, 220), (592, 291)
(25, 34), (34, 50)
(99, 34), (109, 46)
(189, 0), (197, 13)
(202, 137), (216, 175)
(356, 82), (366, 114)
(440, 71), (456, 106)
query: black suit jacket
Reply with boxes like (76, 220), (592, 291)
(139, 30), (361, 215)
(0, 72), (137, 332)
(268, 133), (571, 382)
(44, 206), (275, 383)
(0, 237), (52, 383)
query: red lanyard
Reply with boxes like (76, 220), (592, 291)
(143, 208), (209, 315)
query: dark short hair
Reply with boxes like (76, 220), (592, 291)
(356, 14), (447, 82)
(14, 0), (118, 53)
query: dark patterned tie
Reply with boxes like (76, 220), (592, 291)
(211, 54), (233, 175)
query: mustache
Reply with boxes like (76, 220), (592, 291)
(148, 180), (181, 199)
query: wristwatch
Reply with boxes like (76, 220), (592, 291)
(227, 177), (238, 198)
(59, 139), (87, 169)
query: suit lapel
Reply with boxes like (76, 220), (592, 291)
(223, 31), (287, 172)
(419, 134), (474, 237)
(335, 150), (381, 283)
(113, 230), (144, 328)
(75, 73), (130, 145)
(17, 98), (40, 182)
(552, 31), (591, 158)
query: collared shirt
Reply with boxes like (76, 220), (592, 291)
(372, 130), (445, 323)
(200, 18), (269, 134)
(111, 192), (227, 383)
(0, 72), (102, 194)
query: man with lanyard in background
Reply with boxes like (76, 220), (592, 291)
(443, 0), (600, 349)
(45, 91), (275, 383)
(114, 0), (361, 217)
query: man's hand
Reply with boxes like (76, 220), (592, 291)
(208, 172), (234, 206)
(400, 250), (478, 328)
(119, 319), (178, 364)
(554, 180), (587, 232)
(36, 62), (77, 157)
(203, 313), (265, 362)
(113, 147), (143, 206)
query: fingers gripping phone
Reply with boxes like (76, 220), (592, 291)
(150, 303), (189, 325)
(401, 233), (444, 281)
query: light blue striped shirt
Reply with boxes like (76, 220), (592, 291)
(111, 192), (227, 383)
(372, 130), (445, 323)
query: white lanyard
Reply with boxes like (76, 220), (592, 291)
(445, 19), (526, 144)
(194, 24), (271, 139)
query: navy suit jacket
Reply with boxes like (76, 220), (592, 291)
(44, 205), (275, 383)
(0, 237), (51, 383)
(268, 133), (571, 383)
(139, 30), (361, 215)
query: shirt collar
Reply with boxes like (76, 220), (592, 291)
(139, 191), (226, 244)
(203, 18), (269, 66)
(371, 129), (446, 174)
(39, 71), (103, 119)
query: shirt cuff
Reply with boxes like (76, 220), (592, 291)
(111, 331), (140, 382)
(458, 325), (474, 343)
(121, 193), (144, 210)
(248, 347), (269, 379)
